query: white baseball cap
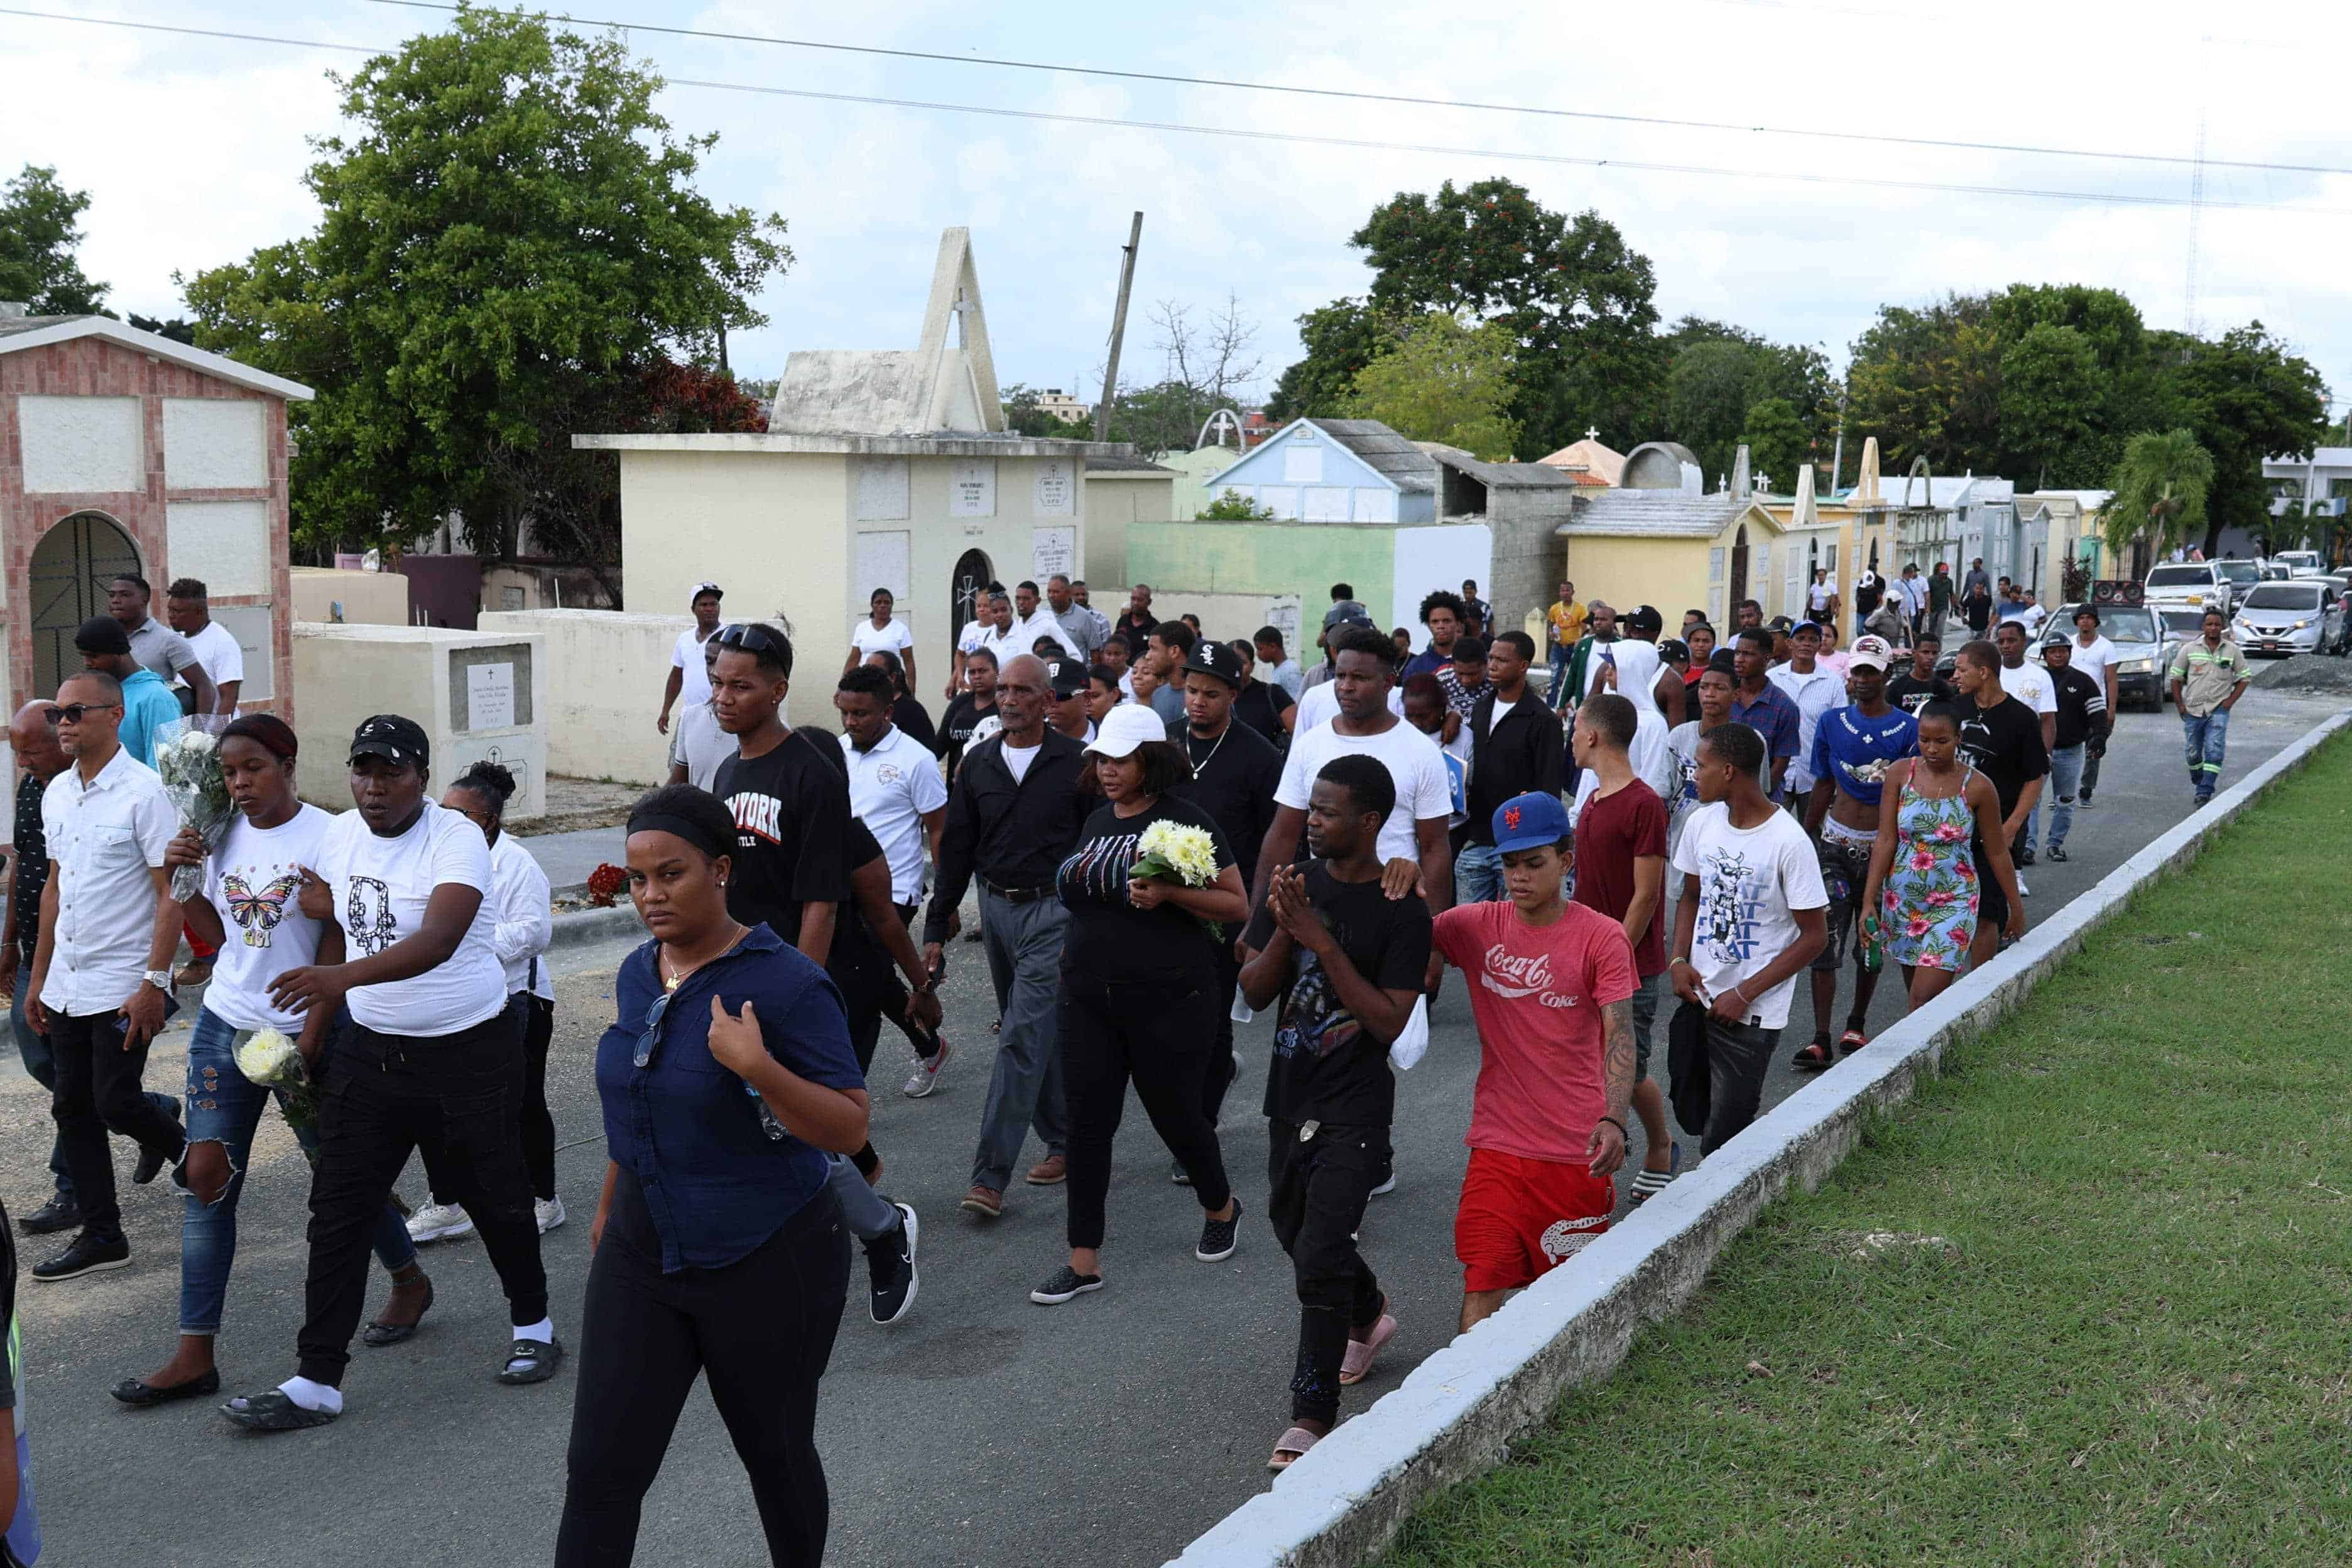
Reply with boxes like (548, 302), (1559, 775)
(1085, 703), (1167, 760)
(1849, 634), (1896, 672)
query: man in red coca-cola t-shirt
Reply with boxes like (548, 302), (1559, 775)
(1430, 792), (1637, 1334)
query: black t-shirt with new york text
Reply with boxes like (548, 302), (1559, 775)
(1055, 795), (1233, 986)
(1242, 862), (1432, 1128)
(1956, 695), (2049, 819)
(716, 731), (852, 949)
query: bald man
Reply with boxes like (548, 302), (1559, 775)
(3, 702), (77, 1230)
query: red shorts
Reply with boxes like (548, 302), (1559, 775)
(1453, 1146), (1614, 1294)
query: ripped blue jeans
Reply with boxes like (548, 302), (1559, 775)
(180, 1006), (415, 1336)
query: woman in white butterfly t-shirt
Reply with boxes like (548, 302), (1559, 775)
(220, 714), (557, 1432)
(111, 714), (428, 1411)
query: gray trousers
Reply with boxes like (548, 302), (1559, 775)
(825, 1153), (900, 1243)
(971, 889), (1069, 1192)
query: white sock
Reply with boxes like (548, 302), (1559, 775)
(277, 1375), (344, 1414)
(512, 1317), (555, 1345)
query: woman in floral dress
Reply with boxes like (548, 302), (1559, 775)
(1860, 705), (2024, 1011)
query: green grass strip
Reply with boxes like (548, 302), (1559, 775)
(1383, 732), (2352, 1568)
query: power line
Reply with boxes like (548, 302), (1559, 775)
(362, 0), (2352, 180)
(5, 6), (2349, 217)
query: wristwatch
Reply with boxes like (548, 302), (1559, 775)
(143, 968), (175, 994)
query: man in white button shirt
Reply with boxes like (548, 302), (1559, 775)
(1007, 580), (1081, 660)
(26, 670), (188, 1282)
(164, 578), (245, 717)
(1767, 620), (1843, 804)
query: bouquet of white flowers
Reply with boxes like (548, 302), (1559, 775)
(1131, 819), (1225, 940)
(153, 716), (234, 902)
(234, 1027), (322, 1156)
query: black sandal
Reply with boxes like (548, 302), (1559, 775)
(111, 1368), (220, 1407)
(1792, 1040), (1834, 1072)
(497, 1337), (565, 1386)
(361, 1277), (434, 1348)
(220, 1390), (339, 1431)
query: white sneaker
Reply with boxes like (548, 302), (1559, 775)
(406, 1201), (474, 1243)
(902, 1037), (952, 1098)
(535, 1195), (567, 1234)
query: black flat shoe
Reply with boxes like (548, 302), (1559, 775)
(497, 1337), (564, 1386)
(19, 1195), (82, 1235)
(220, 1390), (338, 1431)
(133, 1103), (185, 1187)
(360, 1278), (434, 1348)
(111, 1368), (220, 1407)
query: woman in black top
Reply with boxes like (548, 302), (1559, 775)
(861, 650), (939, 754)
(558, 785), (869, 1568)
(939, 646), (1000, 783)
(1029, 705), (1249, 1307)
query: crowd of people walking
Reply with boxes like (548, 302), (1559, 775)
(0, 560), (2251, 1564)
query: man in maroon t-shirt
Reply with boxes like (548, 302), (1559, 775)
(1569, 693), (1677, 1204)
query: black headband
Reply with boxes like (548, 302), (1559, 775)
(626, 812), (731, 861)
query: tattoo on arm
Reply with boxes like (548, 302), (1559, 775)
(1601, 998), (1636, 1122)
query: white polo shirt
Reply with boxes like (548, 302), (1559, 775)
(842, 724), (948, 905)
(39, 747), (175, 1017)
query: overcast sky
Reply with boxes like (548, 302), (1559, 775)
(9, 1), (2349, 438)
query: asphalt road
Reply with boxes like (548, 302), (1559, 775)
(8, 683), (2344, 1568)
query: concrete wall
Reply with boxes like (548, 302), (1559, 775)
(616, 447), (1084, 712)
(1080, 472), (1175, 591)
(292, 567), (410, 626)
(478, 608), (683, 787)
(293, 623), (549, 818)
(1128, 518), (1398, 625)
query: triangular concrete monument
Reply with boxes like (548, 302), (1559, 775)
(768, 226), (1007, 437)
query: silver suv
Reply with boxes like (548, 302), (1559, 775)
(2143, 562), (2238, 616)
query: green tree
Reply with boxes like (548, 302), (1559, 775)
(1346, 178), (1660, 453)
(1001, 383), (1092, 440)
(1666, 340), (1764, 483)
(2170, 322), (2331, 556)
(0, 165), (109, 314)
(1195, 490), (1275, 520)
(2103, 428), (2214, 559)
(1738, 397), (1810, 491)
(183, 9), (788, 558)
(1345, 312), (1520, 460)
(1845, 294), (2005, 475)
(1265, 297), (1391, 422)
(1998, 323), (2100, 488)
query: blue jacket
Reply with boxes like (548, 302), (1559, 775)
(119, 668), (182, 768)
(595, 923), (863, 1272)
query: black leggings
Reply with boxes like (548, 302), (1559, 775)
(426, 992), (557, 1204)
(556, 1184), (851, 1567)
(1060, 971), (1231, 1251)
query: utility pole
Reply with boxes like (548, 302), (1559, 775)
(1828, 388), (1848, 494)
(1094, 212), (1144, 442)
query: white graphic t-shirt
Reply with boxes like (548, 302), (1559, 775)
(314, 802), (507, 1037)
(201, 803), (335, 1033)
(1669, 802), (1828, 1030)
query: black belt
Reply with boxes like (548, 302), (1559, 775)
(979, 877), (1054, 905)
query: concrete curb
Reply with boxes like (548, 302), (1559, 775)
(1168, 707), (2352, 1568)
(548, 902), (645, 953)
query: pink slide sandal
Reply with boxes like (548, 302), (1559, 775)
(1339, 1312), (1398, 1386)
(1269, 1426), (1321, 1470)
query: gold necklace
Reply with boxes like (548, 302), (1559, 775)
(660, 924), (746, 992)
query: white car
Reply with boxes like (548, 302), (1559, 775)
(2274, 550), (2327, 578)
(2143, 562), (2236, 616)
(2233, 581), (2346, 657)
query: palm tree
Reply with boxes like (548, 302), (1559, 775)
(2104, 428), (2216, 568)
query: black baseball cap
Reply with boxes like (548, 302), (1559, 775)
(74, 616), (131, 656)
(349, 714), (430, 770)
(1043, 657), (1089, 700)
(1768, 614), (1797, 634)
(1181, 640), (1246, 690)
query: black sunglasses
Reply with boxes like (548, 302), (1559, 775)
(42, 702), (121, 725)
(633, 989), (674, 1069)
(712, 623), (781, 654)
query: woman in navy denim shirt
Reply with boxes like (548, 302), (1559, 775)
(557, 786), (869, 1568)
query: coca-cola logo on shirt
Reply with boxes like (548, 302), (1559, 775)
(1479, 944), (1580, 1009)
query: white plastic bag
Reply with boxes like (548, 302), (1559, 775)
(1388, 995), (1430, 1072)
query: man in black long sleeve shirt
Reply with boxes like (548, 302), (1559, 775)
(1461, 631), (1565, 903)
(1166, 642), (1283, 1135)
(921, 655), (1091, 1214)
